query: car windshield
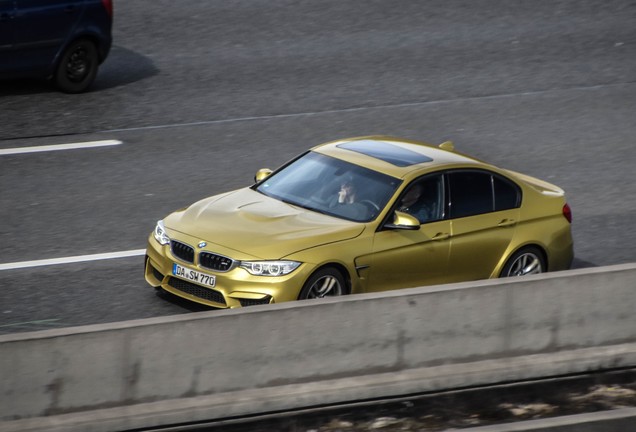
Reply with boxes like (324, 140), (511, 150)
(255, 152), (401, 222)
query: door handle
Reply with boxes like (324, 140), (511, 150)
(432, 232), (450, 241)
(497, 219), (517, 228)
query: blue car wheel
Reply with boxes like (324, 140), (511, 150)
(54, 38), (99, 93)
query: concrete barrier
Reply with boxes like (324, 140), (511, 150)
(1, 263), (636, 432)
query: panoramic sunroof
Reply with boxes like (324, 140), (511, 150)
(337, 140), (433, 167)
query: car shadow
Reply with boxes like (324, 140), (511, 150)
(90, 45), (159, 92)
(0, 45), (158, 96)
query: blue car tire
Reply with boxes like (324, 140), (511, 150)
(54, 38), (99, 93)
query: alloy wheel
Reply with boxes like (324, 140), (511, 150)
(306, 275), (343, 298)
(506, 252), (543, 276)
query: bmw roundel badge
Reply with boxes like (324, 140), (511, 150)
(198, 241), (207, 248)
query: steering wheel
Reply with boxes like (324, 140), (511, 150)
(359, 199), (380, 212)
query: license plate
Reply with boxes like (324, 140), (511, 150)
(172, 263), (216, 287)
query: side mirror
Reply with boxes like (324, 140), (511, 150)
(254, 168), (273, 183)
(384, 211), (420, 230)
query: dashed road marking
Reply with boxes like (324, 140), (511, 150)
(0, 249), (146, 271)
(0, 319), (62, 329)
(0, 139), (123, 155)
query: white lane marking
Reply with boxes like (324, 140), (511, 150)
(102, 82), (635, 134)
(0, 319), (62, 329)
(0, 139), (123, 155)
(0, 249), (146, 271)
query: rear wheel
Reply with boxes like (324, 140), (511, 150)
(501, 246), (546, 277)
(54, 39), (99, 93)
(298, 267), (346, 300)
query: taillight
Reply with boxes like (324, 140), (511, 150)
(563, 203), (572, 223)
(101, 0), (113, 17)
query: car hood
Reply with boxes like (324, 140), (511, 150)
(164, 188), (365, 259)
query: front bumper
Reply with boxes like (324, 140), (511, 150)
(144, 234), (314, 308)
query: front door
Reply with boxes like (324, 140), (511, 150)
(364, 174), (451, 291)
(366, 219), (452, 292)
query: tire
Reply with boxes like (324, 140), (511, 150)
(54, 39), (99, 93)
(298, 267), (346, 300)
(501, 246), (546, 277)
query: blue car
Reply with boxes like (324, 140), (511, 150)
(0, 0), (113, 93)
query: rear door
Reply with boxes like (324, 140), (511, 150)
(446, 170), (521, 282)
(12, 0), (84, 73)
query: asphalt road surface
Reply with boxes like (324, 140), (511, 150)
(1, 0), (635, 334)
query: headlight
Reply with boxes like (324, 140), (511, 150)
(153, 220), (171, 245)
(240, 260), (301, 276)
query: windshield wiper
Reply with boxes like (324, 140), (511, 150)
(280, 198), (330, 216)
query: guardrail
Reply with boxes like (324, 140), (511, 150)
(2, 263), (636, 432)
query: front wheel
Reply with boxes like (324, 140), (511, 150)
(298, 267), (346, 300)
(501, 246), (546, 277)
(54, 39), (99, 93)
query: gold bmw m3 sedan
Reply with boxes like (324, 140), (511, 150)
(145, 136), (573, 308)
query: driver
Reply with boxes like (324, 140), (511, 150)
(329, 176), (377, 221)
(398, 182), (430, 222)
(337, 179), (357, 204)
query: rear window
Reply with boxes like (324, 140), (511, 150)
(448, 170), (521, 218)
(494, 176), (521, 211)
(449, 171), (493, 218)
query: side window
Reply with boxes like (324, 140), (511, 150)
(397, 175), (444, 223)
(494, 176), (521, 211)
(448, 171), (493, 218)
